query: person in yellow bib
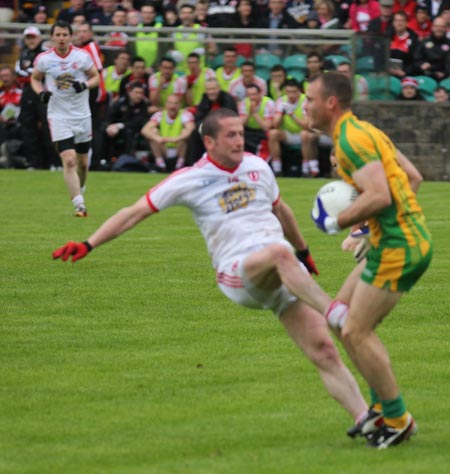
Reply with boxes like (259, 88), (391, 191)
(171, 4), (206, 74)
(268, 78), (310, 176)
(185, 52), (216, 106)
(307, 71), (432, 449)
(215, 46), (241, 92)
(102, 50), (131, 101)
(141, 94), (195, 172)
(133, 3), (162, 73)
(238, 83), (275, 159)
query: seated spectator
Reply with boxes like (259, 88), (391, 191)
(348, 0), (381, 32)
(413, 15), (450, 80)
(185, 52), (216, 107)
(32, 4), (50, 25)
(104, 82), (150, 165)
(268, 78), (308, 176)
(187, 77), (237, 163)
(227, 0), (258, 58)
(392, 0), (418, 21)
(162, 4), (180, 26)
(103, 50), (132, 100)
(398, 75), (426, 99)
(207, 0), (237, 28)
(90, 0), (119, 25)
(103, 8), (129, 53)
(149, 56), (187, 114)
(57, 0), (91, 24)
(433, 84), (450, 101)
(333, 0), (352, 26)
(315, 0), (342, 29)
(302, 51), (324, 92)
(267, 64), (288, 100)
(141, 94), (195, 171)
(119, 56), (150, 99)
(127, 9), (141, 26)
(423, 0), (450, 19)
(215, 46), (242, 92)
(256, 0), (299, 56)
(408, 4), (432, 38)
(368, 0), (394, 34)
(336, 61), (370, 100)
(238, 83), (275, 158)
(0, 65), (25, 168)
(229, 61), (268, 102)
(195, 0), (210, 26)
(389, 11), (419, 78)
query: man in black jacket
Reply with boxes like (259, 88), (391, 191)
(187, 77), (237, 164)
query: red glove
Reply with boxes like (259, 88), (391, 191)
(52, 241), (93, 263)
(295, 248), (319, 275)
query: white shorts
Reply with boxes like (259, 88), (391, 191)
(216, 250), (303, 316)
(48, 116), (92, 144)
(284, 131), (301, 146)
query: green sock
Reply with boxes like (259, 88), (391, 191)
(381, 395), (407, 419)
(370, 387), (380, 406)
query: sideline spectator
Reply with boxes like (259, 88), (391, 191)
(368, 0), (394, 34)
(422, 0), (450, 19)
(257, 0), (299, 56)
(141, 94), (195, 171)
(133, 3), (162, 73)
(162, 4), (180, 26)
(57, 0), (91, 23)
(229, 61), (268, 102)
(336, 61), (370, 101)
(207, 0), (237, 27)
(228, 0), (258, 59)
(90, 0), (119, 25)
(315, 0), (342, 29)
(389, 11), (419, 78)
(398, 75), (426, 99)
(186, 77), (237, 164)
(119, 56), (150, 98)
(408, 4), (432, 39)
(32, 4), (51, 25)
(348, 0), (381, 32)
(267, 64), (288, 100)
(302, 51), (324, 93)
(413, 15), (450, 80)
(216, 46), (242, 92)
(195, 0), (210, 26)
(433, 84), (450, 100)
(103, 50), (132, 100)
(104, 81), (150, 165)
(392, 0), (418, 21)
(268, 78), (307, 176)
(238, 83), (275, 159)
(185, 52), (216, 107)
(149, 56), (187, 114)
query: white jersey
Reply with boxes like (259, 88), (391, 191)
(229, 75), (267, 102)
(147, 153), (284, 272)
(34, 45), (94, 119)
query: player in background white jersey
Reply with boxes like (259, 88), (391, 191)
(31, 20), (100, 217)
(53, 109), (369, 435)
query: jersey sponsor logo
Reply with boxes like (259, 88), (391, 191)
(72, 61), (79, 70)
(55, 72), (75, 90)
(218, 182), (256, 214)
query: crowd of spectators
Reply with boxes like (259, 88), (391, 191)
(0, 0), (449, 175)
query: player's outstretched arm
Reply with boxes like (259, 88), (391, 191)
(53, 196), (154, 263)
(273, 199), (319, 275)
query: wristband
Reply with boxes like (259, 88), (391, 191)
(83, 240), (93, 252)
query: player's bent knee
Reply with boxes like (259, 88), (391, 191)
(267, 243), (295, 265)
(308, 338), (341, 368)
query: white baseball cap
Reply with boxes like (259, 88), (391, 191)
(23, 26), (42, 37)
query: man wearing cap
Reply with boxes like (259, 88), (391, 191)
(15, 26), (59, 170)
(31, 20), (100, 217)
(368, 0), (395, 35)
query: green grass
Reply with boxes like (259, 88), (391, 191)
(1, 170), (449, 474)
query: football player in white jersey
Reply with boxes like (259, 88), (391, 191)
(53, 109), (369, 435)
(31, 21), (100, 217)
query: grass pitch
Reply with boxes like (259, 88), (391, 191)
(1, 170), (449, 474)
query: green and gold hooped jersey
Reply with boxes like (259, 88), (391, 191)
(334, 111), (431, 253)
(159, 110), (183, 148)
(280, 94), (305, 133)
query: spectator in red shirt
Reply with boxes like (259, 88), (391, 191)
(392, 0), (417, 21)
(348, 0), (381, 32)
(408, 4), (432, 39)
(390, 11), (419, 77)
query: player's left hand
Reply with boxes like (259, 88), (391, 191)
(72, 81), (87, 93)
(312, 197), (341, 234)
(52, 241), (92, 262)
(296, 248), (319, 275)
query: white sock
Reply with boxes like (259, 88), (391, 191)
(271, 160), (282, 173)
(72, 194), (85, 208)
(325, 300), (348, 329)
(302, 161), (309, 175)
(155, 157), (165, 168)
(309, 159), (319, 174)
(81, 185), (86, 195)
